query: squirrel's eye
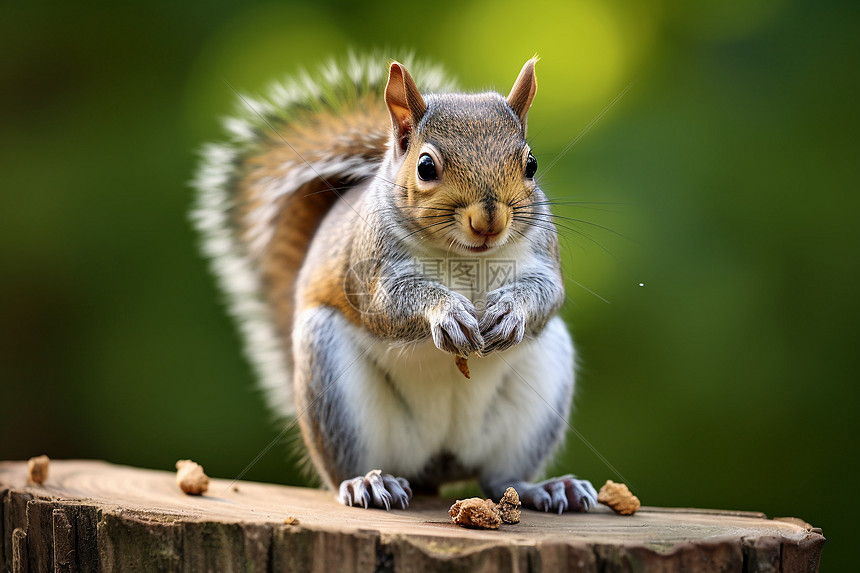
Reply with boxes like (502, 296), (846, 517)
(416, 153), (438, 181)
(525, 153), (537, 179)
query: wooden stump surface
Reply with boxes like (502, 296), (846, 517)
(1, 460), (824, 572)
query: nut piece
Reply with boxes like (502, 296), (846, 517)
(449, 498), (502, 529)
(175, 459), (209, 495)
(497, 487), (521, 524)
(28, 455), (50, 484)
(284, 516), (300, 525)
(598, 480), (640, 515)
(455, 356), (471, 379)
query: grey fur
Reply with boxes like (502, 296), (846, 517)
(196, 56), (596, 513)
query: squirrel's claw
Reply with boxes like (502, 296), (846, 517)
(478, 291), (526, 355)
(429, 293), (484, 357)
(338, 470), (412, 510)
(519, 475), (598, 514)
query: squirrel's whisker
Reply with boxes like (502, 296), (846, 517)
(513, 212), (637, 244)
(404, 206), (456, 212)
(401, 219), (458, 239)
(515, 216), (618, 260)
(403, 214), (455, 221)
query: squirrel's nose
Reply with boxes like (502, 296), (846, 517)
(466, 206), (508, 238)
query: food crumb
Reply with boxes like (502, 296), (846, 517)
(449, 497), (502, 529)
(497, 487), (521, 524)
(28, 455), (50, 484)
(455, 355), (470, 378)
(598, 480), (640, 515)
(284, 516), (300, 525)
(175, 459), (209, 495)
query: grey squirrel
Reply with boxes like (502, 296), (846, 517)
(193, 54), (598, 513)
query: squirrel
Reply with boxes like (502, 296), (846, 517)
(192, 54), (598, 513)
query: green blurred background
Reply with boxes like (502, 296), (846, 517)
(2, 0), (857, 568)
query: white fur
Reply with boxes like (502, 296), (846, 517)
(339, 316), (573, 480)
(191, 144), (296, 417)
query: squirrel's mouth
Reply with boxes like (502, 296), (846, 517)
(456, 238), (497, 254)
(454, 227), (509, 254)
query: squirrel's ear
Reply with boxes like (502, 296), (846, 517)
(385, 62), (427, 155)
(507, 57), (539, 130)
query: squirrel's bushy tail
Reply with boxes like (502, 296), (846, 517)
(191, 54), (453, 417)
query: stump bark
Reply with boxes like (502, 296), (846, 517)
(0, 460), (823, 572)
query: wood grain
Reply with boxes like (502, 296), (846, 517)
(0, 460), (824, 572)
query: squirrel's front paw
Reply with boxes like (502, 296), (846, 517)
(428, 292), (484, 357)
(479, 290), (526, 355)
(338, 470), (412, 510)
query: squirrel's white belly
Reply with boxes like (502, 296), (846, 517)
(340, 317), (574, 480)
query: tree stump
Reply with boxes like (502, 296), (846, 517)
(1, 460), (823, 572)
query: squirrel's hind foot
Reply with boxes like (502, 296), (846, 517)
(338, 470), (413, 510)
(484, 475), (597, 514)
(521, 475), (598, 514)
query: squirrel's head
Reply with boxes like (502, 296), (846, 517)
(385, 59), (542, 256)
